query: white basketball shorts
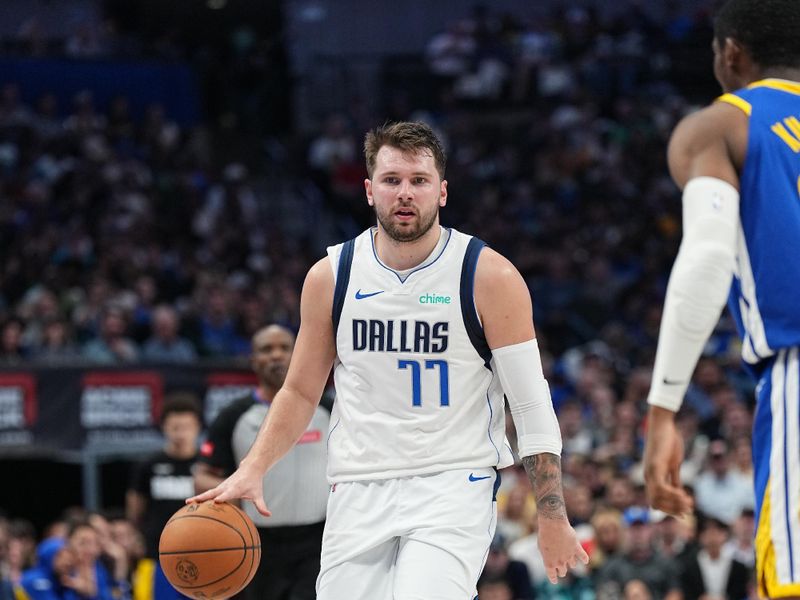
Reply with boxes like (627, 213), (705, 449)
(316, 467), (500, 600)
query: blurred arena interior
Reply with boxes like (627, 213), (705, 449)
(0, 0), (760, 597)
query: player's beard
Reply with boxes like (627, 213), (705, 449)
(374, 201), (439, 242)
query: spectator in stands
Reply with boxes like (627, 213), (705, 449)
(193, 286), (248, 358)
(6, 520), (36, 587)
(20, 519), (127, 600)
(559, 400), (593, 456)
(727, 508), (755, 568)
(32, 318), (81, 363)
(674, 407), (709, 484)
(63, 518), (128, 600)
(588, 508), (625, 572)
(594, 507), (681, 600)
(86, 514), (130, 598)
(693, 439), (754, 526)
(475, 576), (512, 600)
(82, 305), (139, 364)
(496, 485), (535, 544)
(653, 514), (694, 560)
(622, 579), (654, 600)
(127, 393), (201, 600)
(677, 514), (751, 600)
(18, 288), (61, 349)
(141, 305), (196, 363)
(730, 435), (754, 480)
(107, 515), (144, 594)
(0, 318), (28, 364)
(563, 482), (595, 529)
(19, 537), (72, 600)
(507, 509), (547, 589)
(108, 516), (144, 573)
(683, 357), (726, 423)
(719, 401), (753, 441)
(0, 83), (32, 127)
(307, 114), (357, 181)
(604, 476), (636, 513)
(478, 533), (534, 600)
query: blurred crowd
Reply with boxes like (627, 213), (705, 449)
(0, 507), (143, 600)
(0, 80), (310, 364)
(0, 1), (762, 598)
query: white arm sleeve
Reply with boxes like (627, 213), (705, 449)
(492, 339), (562, 457)
(648, 176), (739, 412)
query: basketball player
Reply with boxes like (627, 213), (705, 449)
(193, 325), (331, 600)
(189, 121), (587, 599)
(641, 1), (800, 597)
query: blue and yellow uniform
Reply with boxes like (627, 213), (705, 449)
(718, 78), (800, 598)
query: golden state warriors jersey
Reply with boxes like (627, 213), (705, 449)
(717, 79), (800, 365)
(325, 227), (514, 483)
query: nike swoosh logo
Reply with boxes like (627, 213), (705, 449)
(468, 473), (491, 482)
(662, 378), (686, 386)
(355, 289), (384, 299)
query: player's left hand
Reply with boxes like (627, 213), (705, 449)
(536, 518), (589, 584)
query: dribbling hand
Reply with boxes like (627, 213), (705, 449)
(187, 462), (272, 517)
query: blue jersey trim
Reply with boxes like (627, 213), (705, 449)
(332, 239), (356, 334)
(753, 359), (774, 526)
(369, 227), (452, 283)
(326, 418), (341, 453)
(782, 351), (796, 580)
(485, 372), (501, 465)
(460, 237), (492, 368)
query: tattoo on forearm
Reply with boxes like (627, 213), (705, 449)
(522, 453), (568, 520)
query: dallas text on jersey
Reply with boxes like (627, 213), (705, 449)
(352, 319), (448, 353)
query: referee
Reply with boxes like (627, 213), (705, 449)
(194, 324), (331, 600)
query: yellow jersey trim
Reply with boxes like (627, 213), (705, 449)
(755, 479), (800, 598)
(717, 93), (752, 116)
(748, 78), (800, 96)
(13, 584), (30, 600)
(133, 558), (156, 600)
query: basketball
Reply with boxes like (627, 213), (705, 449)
(159, 501), (261, 600)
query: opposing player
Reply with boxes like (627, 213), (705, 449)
(189, 121), (587, 598)
(642, 1), (800, 597)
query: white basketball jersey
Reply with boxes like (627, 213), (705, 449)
(325, 227), (514, 483)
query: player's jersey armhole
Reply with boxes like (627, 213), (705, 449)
(332, 238), (356, 334)
(460, 237), (492, 368)
(716, 93), (752, 116)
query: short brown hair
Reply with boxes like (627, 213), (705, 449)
(160, 392), (202, 426)
(364, 121), (446, 179)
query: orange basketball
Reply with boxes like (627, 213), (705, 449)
(159, 501), (261, 600)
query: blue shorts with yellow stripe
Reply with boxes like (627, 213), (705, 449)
(754, 347), (800, 598)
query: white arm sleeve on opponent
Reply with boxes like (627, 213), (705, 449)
(648, 176), (739, 412)
(492, 338), (562, 457)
